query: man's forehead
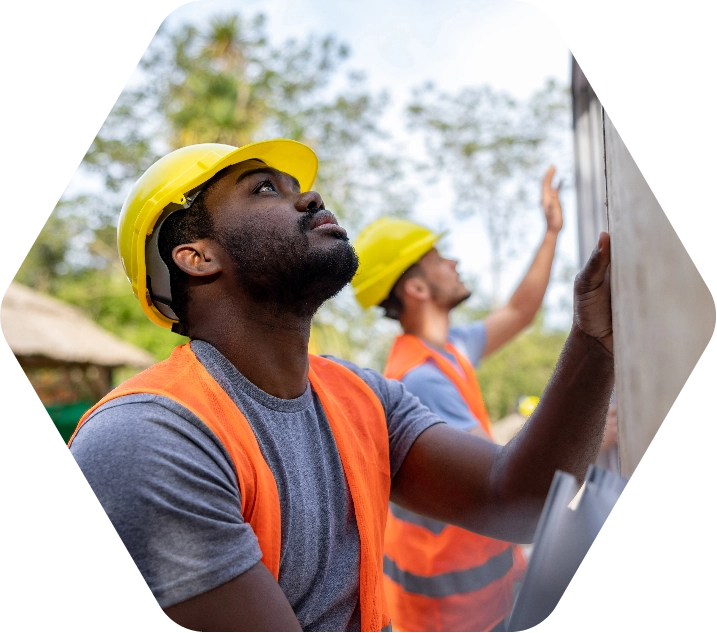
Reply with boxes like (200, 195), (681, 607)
(224, 159), (301, 191)
(421, 248), (440, 263)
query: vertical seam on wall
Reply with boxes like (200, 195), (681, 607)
(602, 105), (609, 232)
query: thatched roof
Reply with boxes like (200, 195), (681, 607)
(1, 282), (154, 369)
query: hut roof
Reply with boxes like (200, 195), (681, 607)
(1, 282), (154, 369)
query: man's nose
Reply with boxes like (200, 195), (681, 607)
(296, 190), (325, 213)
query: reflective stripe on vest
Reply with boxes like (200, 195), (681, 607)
(383, 547), (514, 598)
(70, 344), (391, 632)
(382, 334), (526, 632)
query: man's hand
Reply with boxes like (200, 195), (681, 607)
(574, 232), (613, 355)
(483, 165), (563, 358)
(482, 165), (565, 358)
(542, 165), (563, 234)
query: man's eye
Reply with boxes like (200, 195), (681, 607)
(255, 180), (277, 193)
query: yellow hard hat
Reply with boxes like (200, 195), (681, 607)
(117, 139), (318, 329)
(351, 217), (444, 309)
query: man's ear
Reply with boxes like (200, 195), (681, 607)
(402, 276), (430, 302)
(172, 239), (223, 277)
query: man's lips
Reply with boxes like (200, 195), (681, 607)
(308, 210), (347, 237)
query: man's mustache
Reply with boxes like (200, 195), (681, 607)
(298, 207), (319, 232)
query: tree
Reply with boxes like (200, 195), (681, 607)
(83, 13), (416, 231)
(406, 79), (571, 305)
(16, 11), (416, 368)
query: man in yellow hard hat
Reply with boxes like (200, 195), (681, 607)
(352, 170), (564, 632)
(68, 140), (614, 632)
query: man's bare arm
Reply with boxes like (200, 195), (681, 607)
(391, 233), (614, 544)
(483, 166), (563, 358)
(164, 561), (302, 632)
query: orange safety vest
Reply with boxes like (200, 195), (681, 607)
(383, 334), (526, 632)
(70, 344), (392, 632)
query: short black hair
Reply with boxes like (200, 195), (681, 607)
(157, 188), (215, 336)
(379, 263), (424, 320)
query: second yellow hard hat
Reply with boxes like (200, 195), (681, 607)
(351, 217), (444, 310)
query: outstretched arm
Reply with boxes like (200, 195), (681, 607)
(392, 233), (614, 543)
(482, 166), (564, 358)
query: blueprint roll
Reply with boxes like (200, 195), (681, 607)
(506, 465), (628, 631)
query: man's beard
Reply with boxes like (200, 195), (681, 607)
(427, 280), (472, 311)
(218, 212), (359, 318)
(448, 289), (472, 311)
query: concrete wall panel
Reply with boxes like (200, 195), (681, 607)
(605, 113), (715, 476)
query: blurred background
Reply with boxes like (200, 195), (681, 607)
(7, 0), (577, 440)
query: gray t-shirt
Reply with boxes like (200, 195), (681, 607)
(70, 340), (443, 631)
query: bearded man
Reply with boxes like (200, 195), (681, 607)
(69, 140), (614, 632)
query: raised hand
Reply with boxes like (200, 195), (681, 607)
(542, 165), (564, 234)
(574, 232), (613, 355)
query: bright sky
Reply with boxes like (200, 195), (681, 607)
(167, 0), (570, 98)
(162, 0), (575, 325)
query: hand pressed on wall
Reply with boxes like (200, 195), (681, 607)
(573, 232), (613, 355)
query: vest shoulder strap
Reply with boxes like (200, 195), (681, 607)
(384, 334), (492, 434)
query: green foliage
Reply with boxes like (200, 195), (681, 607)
(15, 211), (75, 294)
(477, 316), (568, 421)
(52, 267), (187, 361)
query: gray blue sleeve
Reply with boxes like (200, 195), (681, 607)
(324, 357), (445, 478)
(448, 320), (488, 366)
(69, 394), (263, 609)
(402, 360), (489, 437)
